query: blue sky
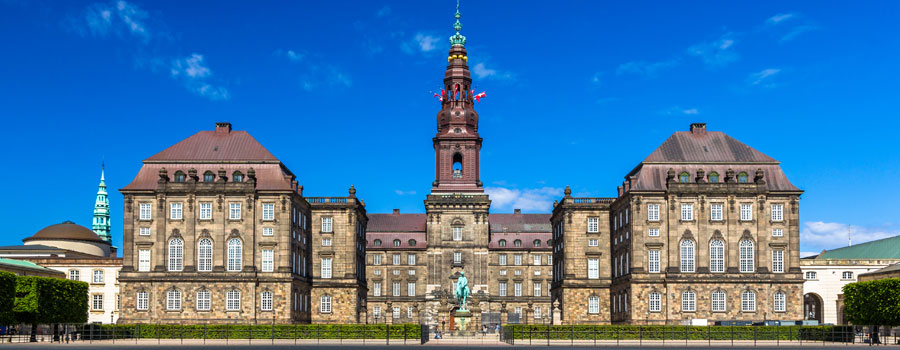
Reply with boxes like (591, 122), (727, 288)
(2, 1), (899, 256)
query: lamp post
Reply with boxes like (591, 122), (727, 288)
(645, 311), (649, 325)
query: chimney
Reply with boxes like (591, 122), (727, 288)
(690, 123), (707, 135)
(215, 122), (232, 134)
(514, 209), (521, 214)
(393, 209), (400, 215)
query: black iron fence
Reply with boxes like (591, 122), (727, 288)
(500, 324), (900, 346)
(0, 323), (422, 344)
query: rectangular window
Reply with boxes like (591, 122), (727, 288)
(199, 202), (212, 220)
(92, 294), (103, 311)
(711, 203), (723, 221)
(139, 227), (150, 236)
(587, 217), (599, 233)
(373, 254), (383, 265)
(262, 249), (274, 272)
(773, 228), (783, 237)
(262, 203), (275, 221)
(229, 203), (242, 220)
(452, 226), (463, 241)
(681, 204), (693, 221)
(373, 282), (382, 296)
(196, 290), (211, 311)
(514, 254), (522, 266)
(393, 254), (401, 265)
(408, 254), (417, 265)
(588, 239), (598, 246)
(408, 306), (414, 319)
(514, 282), (522, 297)
(170, 203), (182, 220)
(712, 291), (726, 312)
(533, 255), (541, 265)
(454, 252), (462, 263)
(93, 270), (104, 283)
(682, 292), (696, 312)
(499, 282), (507, 297)
(320, 258), (332, 279)
(137, 291), (148, 311)
(263, 227), (274, 236)
(742, 292), (756, 312)
(534, 307), (541, 319)
(842, 271), (853, 280)
(407, 282), (416, 296)
(68, 270), (80, 281)
(805, 271), (817, 280)
(321, 217), (332, 232)
(372, 306), (381, 318)
(261, 292), (273, 311)
(774, 293), (786, 312)
(499, 254), (507, 265)
(589, 296), (600, 314)
(322, 238), (332, 246)
(320, 296), (332, 313)
(771, 204), (784, 222)
(648, 204), (660, 221)
(138, 249), (151, 272)
(533, 282), (541, 297)
(392, 307), (400, 319)
(588, 259), (599, 279)
(648, 228), (659, 237)
(649, 293), (661, 312)
(772, 250), (784, 273)
(139, 203), (152, 220)
(392, 282), (400, 296)
(648, 250), (660, 273)
(740, 204), (753, 221)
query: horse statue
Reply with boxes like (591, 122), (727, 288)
(455, 271), (470, 311)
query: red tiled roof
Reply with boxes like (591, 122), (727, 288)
(489, 213), (551, 233)
(488, 232), (552, 250)
(367, 213), (427, 232)
(366, 232), (427, 249)
(629, 164), (799, 192)
(643, 131), (776, 163)
(121, 163), (295, 191)
(146, 129), (278, 162)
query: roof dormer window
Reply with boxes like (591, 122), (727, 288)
(174, 171), (186, 183)
(737, 172), (749, 183)
(708, 172), (719, 183)
(679, 172), (690, 183)
(233, 171), (244, 183)
(498, 239), (506, 247)
(203, 171), (215, 182)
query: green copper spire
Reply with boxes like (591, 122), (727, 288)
(92, 162), (111, 243)
(449, 0), (466, 47)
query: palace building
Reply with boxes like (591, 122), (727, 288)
(118, 5), (805, 327)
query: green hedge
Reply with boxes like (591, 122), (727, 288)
(843, 278), (900, 326)
(86, 324), (421, 340)
(14, 276), (88, 325)
(0, 271), (15, 325)
(504, 325), (853, 341)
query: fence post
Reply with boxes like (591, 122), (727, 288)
(386, 323), (389, 346)
(271, 317), (275, 345)
(708, 324), (711, 347)
(640, 325), (643, 346)
(340, 324), (343, 345)
(157, 322), (160, 345)
(685, 325), (689, 346)
(181, 323), (184, 345)
(777, 324), (780, 346)
(754, 325), (757, 346)
(731, 324), (734, 347)
(571, 324), (574, 346)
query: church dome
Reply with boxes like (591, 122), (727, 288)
(24, 221), (106, 244)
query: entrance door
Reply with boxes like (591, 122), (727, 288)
(803, 293), (824, 323)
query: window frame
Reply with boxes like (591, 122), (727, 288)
(227, 238), (243, 272)
(196, 289), (211, 311)
(261, 291), (273, 311)
(321, 258), (332, 279)
(170, 202), (183, 220)
(262, 203), (275, 221)
(739, 239), (755, 273)
(741, 290), (756, 312)
(167, 238), (183, 272)
(681, 203), (694, 221)
(226, 290), (241, 311)
(648, 249), (660, 273)
(682, 291), (696, 312)
(587, 217), (599, 233)
(648, 204), (660, 221)
(199, 202), (212, 220)
(680, 240), (695, 273)
(709, 239), (725, 273)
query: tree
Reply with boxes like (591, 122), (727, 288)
(14, 276), (88, 341)
(0, 271), (15, 326)
(843, 278), (900, 344)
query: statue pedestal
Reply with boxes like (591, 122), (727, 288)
(453, 310), (473, 335)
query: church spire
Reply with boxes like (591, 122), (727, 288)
(449, 0), (466, 47)
(92, 162), (111, 243)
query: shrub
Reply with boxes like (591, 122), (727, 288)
(843, 278), (900, 326)
(0, 271), (15, 325)
(503, 324), (852, 341)
(94, 323), (421, 340)
(14, 276), (88, 325)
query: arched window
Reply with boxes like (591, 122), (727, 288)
(709, 239), (725, 273)
(408, 239), (417, 247)
(166, 289), (182, 310)
(261, 291), (273, 311)
(197, 238), (213, 272)
(393, 239), (401, 247)
(682, 291), (696, 312)
(320, 295), (332, 313)
(680, 240), (695, 272)
(196, 289), (211, 310)
(233, 171), (244, 183)
(373, 239), (382, 247)
(741, 290), (756, 311)
(168, 238), (183, 271)
(737, 172), (749, 183)
(774, 291), (786, 312)
(739, 239), (754, 273)
(203, 171), (215, 182)
(174, 171), (186, 183)
(514, 239), (522, 247)
(226, 289), (241, 311)
(588, 295), (599, 314)
(679, 172), (690, 183)
(227, 238), (242, 272)
(547, 239), (553, 246)
(452, 153), (463, 179)
(533, 239), (541, 247)
(498, 239), (506, 247)
(708, 172), (719, 183)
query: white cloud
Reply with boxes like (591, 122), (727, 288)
(485, 186), (562, 212)
(170, 54), (229, 100)
(780, 25), (819, 43)
(801, 221), (899, 253)
(616, 59), (680, 77)
(767, 13), (796, 25)
(687, 34), (738, 66)
(414, 33), (440, 52)
(748, 68), (781, 86)
(376, 5), (391, 18)
(472, 62), (513, 81)
(682, 108), (699, 115)
(286, 50), (304, 62)
(82, 0), (150, 41)
(661, 106), (700, 115)
(300, 64), (352, 91)
(394, 190), (417, 196)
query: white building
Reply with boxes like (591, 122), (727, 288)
(800, 235), (900, 324)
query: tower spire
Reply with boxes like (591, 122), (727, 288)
(449, 0), (466, 47)
(93, 161), (111, 243)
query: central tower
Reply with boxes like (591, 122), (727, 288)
(431, 4), (482, 194)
